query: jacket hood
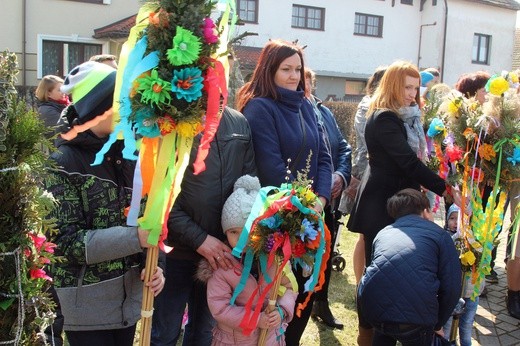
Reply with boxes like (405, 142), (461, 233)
(195, 258), (214, 283)
(54, 104), (108, 152)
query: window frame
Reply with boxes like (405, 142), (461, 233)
(236, 0), (258, 24)
(472, 33), (491, 65)
(291, 4), (325, 31)
(354, 12), (383, 38)
(65, 0), (104, 4)
(37, 34), (108, 79)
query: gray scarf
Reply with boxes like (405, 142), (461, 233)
(400, 105), (427, 160)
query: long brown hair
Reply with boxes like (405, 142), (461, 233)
(368, 60), (420, 116)
(235, 40), (306, 112)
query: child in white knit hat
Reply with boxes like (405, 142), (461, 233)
(197, 175), (297, 345)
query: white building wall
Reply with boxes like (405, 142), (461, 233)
(1, 0), (139, 86)
(234, 0), (422, 99)
(441, 0), (517, 87)
(235, 0), (518, 99)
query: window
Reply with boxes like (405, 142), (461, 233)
(66, 0), (104, 3)
(38, 35), (104, 78)
(237, 0), (258, 23)
(292, 5), (325, 30)
(401, 0), (413, 4)
(472, 33), (491, 65)
(354, 13), (383, 37)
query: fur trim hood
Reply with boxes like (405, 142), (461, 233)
(195, 258), (214, 283)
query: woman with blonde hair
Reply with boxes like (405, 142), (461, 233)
(35, 75), (69, 136)
(347, 60), (460, 345)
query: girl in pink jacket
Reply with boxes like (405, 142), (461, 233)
(197, 175), (297, 345)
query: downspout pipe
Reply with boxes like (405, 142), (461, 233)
(22, 0), (27, 89)
(441, 0), (448, 83)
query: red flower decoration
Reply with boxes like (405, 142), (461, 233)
(446, 144), (464, 163)
(292, 239), (306, 258)
(157, 114), (176, 136)
(471, 167), (485, 183)
(30, 268), (52, 281)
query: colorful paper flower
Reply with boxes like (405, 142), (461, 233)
(176, 121), (204, 137)
(136, 69), (172, 108)
(300, 218), (318, 242)
(507, 147), (520, 166)
(149, 8), (169, 27)
(447, 99), (460, 115)
(28, 232), (46, 250)
(30, 268), (52, 281)
(446, 144), (464, 163)
(471, 167), (485, 183)
(156, 114), (176, 136)
(166, 26), (202, 66)
(460, 250), (476, 266)
(463, 127), (476, 140)
(486, 76), (509, 96)
(259, 214), (283, 229)
(171, 67), (204, 102)
(478, 143), (496, 161)
(426, 117), (445, 138)
(292, 239), (307, 258)
(135, 107), (160, 138)
(202, 17), (219, 44)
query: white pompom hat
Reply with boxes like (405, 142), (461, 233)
(221, 175), (260, 233)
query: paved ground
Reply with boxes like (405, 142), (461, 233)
(435, 206), (520, 345)
(472, 226), (520, 346)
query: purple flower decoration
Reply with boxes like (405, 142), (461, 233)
(171, 67), (204, 102)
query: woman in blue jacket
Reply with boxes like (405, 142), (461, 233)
(236, 39), (332, 346)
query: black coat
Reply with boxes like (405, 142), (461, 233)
(166, 107), (257, 260)
(347, 110), (446, 240)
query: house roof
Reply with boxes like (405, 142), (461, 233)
(233, 45), (262, 70)
(93, 14), (136, 39)
(466, 0), (520, 11)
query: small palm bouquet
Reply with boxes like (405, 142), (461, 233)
(231, 157), (330, 343)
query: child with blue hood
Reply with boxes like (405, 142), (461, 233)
(443, 204), (485, 346)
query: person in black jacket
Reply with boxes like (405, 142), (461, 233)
(35, 75), (70, 138)
(358, 188), (461, 346)
(305, 68), (352, 329)
(347, 60), (461, 345)
(45, 61), (164, 346)
(151, 107), (256, 346)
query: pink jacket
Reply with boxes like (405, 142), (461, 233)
(199, 257), (297, 346)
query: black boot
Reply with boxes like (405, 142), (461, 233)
(507, 289), (520, 319)
(311, 300), (344, 329)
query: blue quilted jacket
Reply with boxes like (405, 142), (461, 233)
(358, 214), (462, 330)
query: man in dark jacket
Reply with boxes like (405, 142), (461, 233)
(151, 106), (256, 346)
(305, 69), (352, 329)
(358, 188), (461, 346)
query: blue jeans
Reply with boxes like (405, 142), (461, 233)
(151, 257), (215, 346)
(372, 323), (434, 346)
(443, 297), (479, 346)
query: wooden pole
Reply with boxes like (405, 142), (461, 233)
(258, 258), (282, 346)
(139, 246), (159, 346)
(449, 273), (468, 342)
